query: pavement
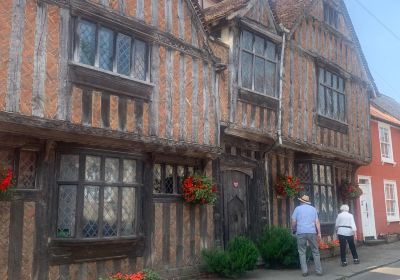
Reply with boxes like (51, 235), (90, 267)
(204, 241), (400, 280)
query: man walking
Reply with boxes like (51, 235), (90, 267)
(292, 195), (323, 277)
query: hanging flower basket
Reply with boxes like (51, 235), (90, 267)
(274, 175), (303, 198)
(340, 180), (363, 200)
(182, 174), (217, 205)
(0, 162), (15, 200)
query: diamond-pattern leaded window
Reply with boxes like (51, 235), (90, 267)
(75, 18), (149, 81)
(152, 163), (196, 194)
(296, 161), (335, 224)
(240, 29), (277, 96)
(56, 151), (142, 239)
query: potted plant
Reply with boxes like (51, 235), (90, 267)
(274, 175), (303, 198)
(182, 174), (217, 205)
(340, 180), (363, 200)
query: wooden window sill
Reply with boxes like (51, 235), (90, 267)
(238, 88), (279, 111)
(49, 235), (145, 265)
(153, 193), (184, 203)
(69, 62), (154, 101)
(317, 115), (348, 134)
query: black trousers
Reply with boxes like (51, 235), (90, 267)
(338, 234), (358, 262)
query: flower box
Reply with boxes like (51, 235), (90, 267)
(182, 175), (217, 205)
(274, 175), (303, 198)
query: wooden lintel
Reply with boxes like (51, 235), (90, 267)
(69, 63), (153, 101)
(317, 115), (348, 134)
(239, 18), (282, 44)
(0, 112), (221, 157)
(224, 127), (276, 145)
(238, 88), (279, 110)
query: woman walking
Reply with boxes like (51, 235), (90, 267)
(335, 204), (360, 266)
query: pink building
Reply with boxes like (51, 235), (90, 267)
(356, 95), (400, 240)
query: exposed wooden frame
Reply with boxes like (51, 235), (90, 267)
(317, 115), (348, 134)
(238, 88), (279, 111)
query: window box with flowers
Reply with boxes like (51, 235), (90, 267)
(182, 174), (217, 205)
(318, 239), (340, 258)
(340, 180), (363, 201)
(274, 175), (303, 199)
(100, 269), (161, 280)
(0, 162), (15, 200)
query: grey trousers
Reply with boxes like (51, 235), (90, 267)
(297, 233), (323, 274)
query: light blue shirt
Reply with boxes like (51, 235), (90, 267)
(292, 204), (318, 234)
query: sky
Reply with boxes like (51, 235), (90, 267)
(344, 0), (400, 103)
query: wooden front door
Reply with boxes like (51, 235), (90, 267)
(222, 170), (249, 245)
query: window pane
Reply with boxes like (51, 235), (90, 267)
(133, 39), (147, 80)
(17, 151), (37, 189)
(105, 158), (119, 183)
(254, 57), (265, 93)
(326, 89), (333, 117)
(153, 164), (162, 193)
(319, 165), (325, 183)
(266, 41), (276, 60)
(327, 186), (333, 220)
(117, 33), (131, 75)
(265, 61), (276, 96)
(318, 86), (325, 115)
(121, 188), (136, 236)
(312, 164), (318, 183)
(99, 27), (114, 71)
(165, 165), (174, 194)
(326, 166), (332, 184)
(123, 159), (137, 184)
(241, 51), (253, 89)
(78, 20), (96, 65)
(103, 187), (118, 237)
(188, 167), (194, 176)
(338, 78), (344, 92)
(177, 166), (185, 194)
(57, 185), (77, 238)
(332, 91), (338, 118)
(325, 71), (331, 86)
(338, 94), (345, 121)
(59, 155), (79, 181)
(314, 185), (320, 211)
(85, 156), (101, 182)
(332, 74), (337, 90)
(241, 30), (253, 50)
(254, 35), (264, 55)
(297, 163), (311, 183)
(321, 186), (327, 221)
(83, 186), (99, 238)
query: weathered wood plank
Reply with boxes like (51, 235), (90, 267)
(178, 0), (184, 39)
(135, 99), (144, 135)
(32, 3), (48, 117)
(189, 205), (195, 264)
(8, 200), (24, 280)
(165, 0), (172, 32)
(162, 203), (170, 264)
(165, 48), (173, 139)
(192, 59), (199, 142)
(57, 7), (70, 120)
(150, 44), (160, 136)
(288, 41), (294, 137)
(176, 202), (183, 266)
(136, 0), (143, 20)
(6, 0), (27, 112)
(203, 63), (210, 145)
(179, 54), (186, 141)
(151, 0), (158, 25)
(118, 96), (127, 131)
(82, 89), (92, 125)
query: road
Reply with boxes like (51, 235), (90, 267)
(351, 261), (400, 280)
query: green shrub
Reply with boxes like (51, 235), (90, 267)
(143, 269), (161, 280)
(258, 226), (299, 268)
(202, 236), (259, 278)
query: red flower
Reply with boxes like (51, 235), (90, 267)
(0, 169), (13, 191)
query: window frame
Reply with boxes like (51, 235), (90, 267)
(54, 149), (144, 241)
(378, 122), (395, 164)
(238, 28), (279, 98)
(323, 2), (339, 29)
(73, 16), (151, 83)
(317, 67), (346, 123)
(295, 160), (336, 228)
(384, 180), (400, 222)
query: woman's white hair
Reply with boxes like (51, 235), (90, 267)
(340, 204), (349, 212)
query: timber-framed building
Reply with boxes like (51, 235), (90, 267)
(0, 0), (376, 279)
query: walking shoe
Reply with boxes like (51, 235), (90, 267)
(302, 272), (309, 277)
(354, 259), (360, 264)
(341, 261), (348, 267)
(316, 272), (323, 276)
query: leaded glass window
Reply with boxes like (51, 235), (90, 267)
(323, 2), (338, 29)
(153, 163), (196, 194)
(75, 18), (149, 81)
(240, 30), (277, 96)
(318, 68), (346, 122)
(56, 151), (142, 239)
(296, 161), (335, 223)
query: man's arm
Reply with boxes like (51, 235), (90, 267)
(291, 219), (297, 233)
(315, 218), (321, 239)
